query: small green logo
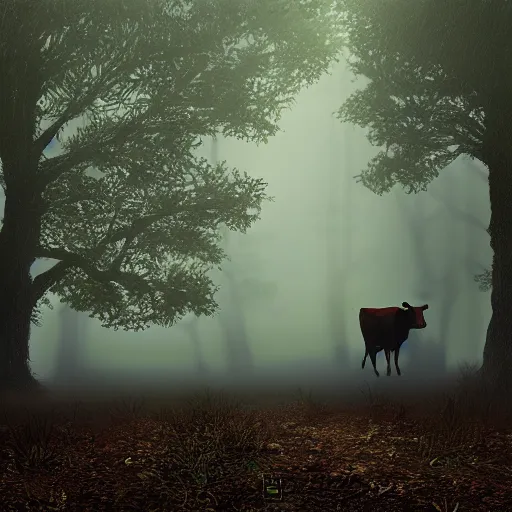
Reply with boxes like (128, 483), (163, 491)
(262, 474), (283, 501)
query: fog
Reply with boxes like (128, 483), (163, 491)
(14, 61), (491, 394)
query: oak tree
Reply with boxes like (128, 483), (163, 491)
(0, 0), (343, 388)
(337, 0), (512, 391)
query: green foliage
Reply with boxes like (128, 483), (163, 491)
(337, 1), (504, 297)
(45, 161), (268, 330)
(474, 267), (492, 292)
(338, 0), (512, 102)
(0, 0), (344, 330)
(31, 295), (54, 327)
(335, 0), (512, 194)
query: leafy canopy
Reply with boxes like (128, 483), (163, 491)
(336, 0), (511, 195)
(0, 0), (344, 330)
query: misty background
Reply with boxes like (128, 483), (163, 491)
(10, 60), (491, 391)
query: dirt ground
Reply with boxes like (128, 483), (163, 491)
(0, 377), (511, 511)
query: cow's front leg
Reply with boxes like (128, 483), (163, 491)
(394, 346), (401, 376)
(384, 349), (391, 376)
(362, 348), (368, 369)
(369, 350), (379, 377)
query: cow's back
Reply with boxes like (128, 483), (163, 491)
(359, 307), (400, 345)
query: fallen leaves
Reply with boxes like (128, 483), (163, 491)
(0, 393), (510, 511)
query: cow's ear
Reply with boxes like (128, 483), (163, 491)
(422, 304), (429, 310)
(402, 302), (411, 309)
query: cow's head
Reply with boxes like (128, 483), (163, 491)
(402, 302), (428, 329)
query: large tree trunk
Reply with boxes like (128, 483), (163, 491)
(479, 95), (512, 394)
(0, 188), (42, 390)
(0, 31), (44, 390)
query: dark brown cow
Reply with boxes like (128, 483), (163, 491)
(360, 302), (429, 377)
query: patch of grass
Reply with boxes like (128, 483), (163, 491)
(432, 498), (460, 512)
(21, 486), (68, 511)
(454, 362), (495, 425)
(417, 393), (483, 468)
(359, 382), (389, 413)
(109, 394), (146, 425)
(4, 412), (58, 472)
(359, 382), (407, 422)
(127, 389), (273, 510)
(0, 379), (510, 511)
(294, 387), (330, 420)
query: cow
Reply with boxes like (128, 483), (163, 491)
(360, 302), (429, 377)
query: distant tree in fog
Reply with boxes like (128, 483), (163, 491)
(54, 304), (85, 385)
(338, 0), (512, 392)
(325, 109), (352, 368)
(397, 193), (455, 374)
(217, 226), (254, 374)
(211, 138), (279, 375)
(178, 314), (207, 375)
(426, 159), (491, 295)
(429, 170), (488, 358)
(0, 0), (343, 389)
(216, 224), (280, 375)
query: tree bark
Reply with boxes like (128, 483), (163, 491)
(479, 93), (512, 395)
(0, 185), (42, 390)
(0, 31), (45, 390)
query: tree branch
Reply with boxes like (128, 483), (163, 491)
(31, 199), (227, 298)
(97, 198), (227, 250)
(34, 247), (153, 293)
(33, 75), (110, 162)
(31, 260), (73, 305)
(36, 147), (93, 190)
(105, 212), (169, 245)
(36, 108), (151, 190)
(110, 234), (135, 272)
(36, 52), (212, 191)
(33, 105), (77, 158)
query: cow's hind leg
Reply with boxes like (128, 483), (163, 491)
(384, 349), (391, 376)
(362, 348), (368, 369)
(368, 350), (379, 377)
(394, 346), (401, 376)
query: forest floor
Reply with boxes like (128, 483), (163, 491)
(0, 375), (511, 512)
